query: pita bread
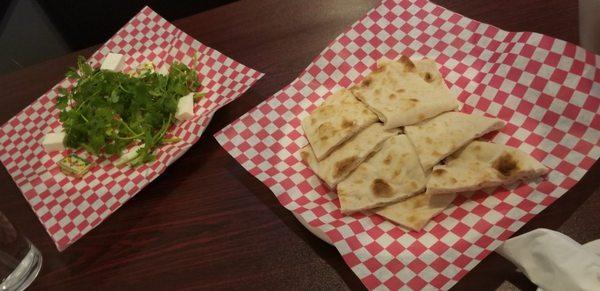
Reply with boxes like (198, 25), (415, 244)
(427, 141), (549, 195)
(376, 192), (456, 231)
(351, 56), (458, 129)
(302, 88), (378, 160)
(405, 112), (505, 170)
(300, 123), (398, 188)
(337, 135), (427, 213)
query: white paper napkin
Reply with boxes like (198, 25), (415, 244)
(497, 228), (600, 291)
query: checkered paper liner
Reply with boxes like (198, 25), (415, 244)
(215, 0), (600, 289)
(0, 7), (263, 251)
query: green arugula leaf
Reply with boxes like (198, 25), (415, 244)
(56, 96), (69, 110)
(65, 68), (80, 79)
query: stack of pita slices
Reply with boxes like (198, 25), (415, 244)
(300, 56), (549, 232)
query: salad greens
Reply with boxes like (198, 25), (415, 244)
(56, 56), (202, 166)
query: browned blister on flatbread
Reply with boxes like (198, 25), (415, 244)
(427, 141), (549, 195)
(302, 88), (378, 160)
(337, 135), (427, 213)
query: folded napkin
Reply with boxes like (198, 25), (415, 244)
(497, 228), (600, 291)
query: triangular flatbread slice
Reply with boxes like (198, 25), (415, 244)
(337, 135), (427, 213)
(405, 112), (506, 170)
(427, 141), (549, 195)
(300, 123), (398, 188)
(376, 192), (456, 231)
(302, 88), (378, 160)
(351, 56), (458, 129)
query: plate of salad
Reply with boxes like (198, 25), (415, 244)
(43, 54), (204, 176)
(0, 6), (263, 250)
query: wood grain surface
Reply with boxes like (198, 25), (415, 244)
(0, 0), (596, 290)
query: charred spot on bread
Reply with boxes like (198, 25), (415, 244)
(432, 168), (447, 176)
(317, 123), (334, 141)
(383, 154), (393, 165)
(371, 178), (393, 197)
(362, 77), (372, 87)
(341, 119), (355, 129)
(333, 156), (358, 178)
(399, 55), (416, 70)
(492, 152), (519, 177)
(423, 72), (433, 83)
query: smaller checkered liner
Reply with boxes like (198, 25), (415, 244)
(215, 0), (600, 290)
(0, 7), (263, 251)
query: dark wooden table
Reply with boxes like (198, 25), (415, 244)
(0, 0), (597, 290)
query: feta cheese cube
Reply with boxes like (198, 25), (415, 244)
(175, 93), (194, 121)
(42, 131), (65, 153)
(100, 53), (125, 72)
(157, 65), (169, 76)
(53, 125), (64, 133)
(115, 144), (143, 166)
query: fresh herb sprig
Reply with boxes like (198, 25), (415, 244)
(57, 56), (201, 166)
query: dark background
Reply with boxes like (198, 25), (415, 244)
(0, 0), (237, 75)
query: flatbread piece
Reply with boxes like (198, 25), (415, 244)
(302, 88), (378, 160)
(427, 141), (549, 195)
(337, 135), (427, 213)
(351, 56), (458, 128)
(301, 123), (398, 188)
(376, 192), (457, 231)
(405, 112), (505, 170)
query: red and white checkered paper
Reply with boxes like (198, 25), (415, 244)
(215, 0), (600, 289)
(0, 7), (263, 251)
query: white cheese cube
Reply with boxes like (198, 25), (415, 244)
(175, 93), (194, 121)
(115, 144), (143, 166)
(42, 131), (65, 153)
(157, 65), (169, 76)
(100, 53), (125, 72)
